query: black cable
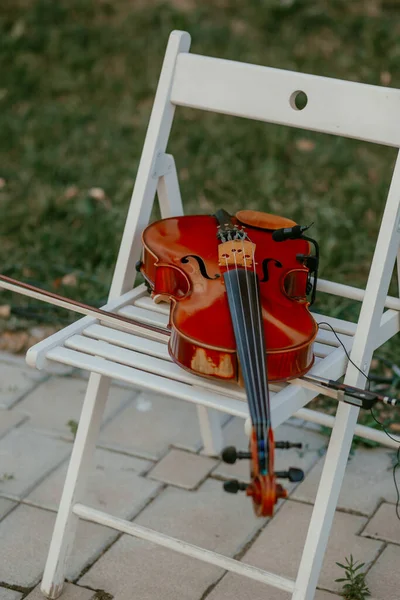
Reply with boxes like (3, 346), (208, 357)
(317, 321), (400, 521)
(318, 321), (371, 389)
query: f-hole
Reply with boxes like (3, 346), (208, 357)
(260, 258), (283, 282)
(181, 255), (220, 280)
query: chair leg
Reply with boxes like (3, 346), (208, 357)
(40, 373), (111, 599)
(197, 405), (224, 456)
(292, 402), (359, 600)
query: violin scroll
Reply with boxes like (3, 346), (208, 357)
(221, 431), (305, 517)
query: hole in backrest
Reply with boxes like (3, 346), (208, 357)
(290, 90), (308, 111)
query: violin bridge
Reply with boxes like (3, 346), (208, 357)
(218, 240), (256, 267)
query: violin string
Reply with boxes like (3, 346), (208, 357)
(244, 235), (269, 458)
(250, 239), (270, 425)
(222, 253), (259, 426)
(230, 246), (263, 431)
(240, 234), (268, 461)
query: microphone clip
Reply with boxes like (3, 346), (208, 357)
(272, 223), (319, 306)
(272, 223), (313, 242)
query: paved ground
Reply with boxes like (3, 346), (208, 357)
(0, 351), (399, 600)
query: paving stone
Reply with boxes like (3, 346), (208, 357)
(366, 543), (400, 600)
(206, 573), (343, 600)
(0, 498), (17, 520)
(0, 588), (23, 600)
(18, 377), (134, 440)
(292, 446), (398, 515)
(25, 582), (94, 600)
(0, 410), (27, 440)
(214, 417), (327, 487)
(80, 535), (222, 600)
(99, 391), (204, 459)
(147, 448), (216, 489)
(362, 502), (400, 544)
(0, 363), (43, 409)
(0, 504), (120, 587)
(206, 573), (291, 600)
(0, 352), (28, 366)
(135, 478), (262, 555)
(26, 447), (159, 517)
(242, 500), (383, 594)
(0, 429), (70, 500)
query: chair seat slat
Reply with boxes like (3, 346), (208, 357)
(66, 334), (250, 401)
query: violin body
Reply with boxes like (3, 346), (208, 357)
(139, 210), (318, 384)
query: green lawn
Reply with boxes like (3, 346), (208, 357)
(1, 0), (400, 392)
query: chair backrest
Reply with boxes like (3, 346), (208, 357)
(171, 51), (400, 147)
(110, 30), (400, 389)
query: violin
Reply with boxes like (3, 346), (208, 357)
(138, 208), (319, 516)
(1, 209), (398, 515)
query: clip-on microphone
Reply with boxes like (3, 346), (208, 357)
(272, 223), (319, 305)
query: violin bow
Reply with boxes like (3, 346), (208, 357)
(0, 274), (168, 337)
(0, 273), (398, 415)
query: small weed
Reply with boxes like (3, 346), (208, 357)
(335, 554), (371, 600)
(67, 419), (78, 438)
(92, 591), (113, 600)
(0, 473), (15, 482)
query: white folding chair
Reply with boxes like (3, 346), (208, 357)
(26, 30), (400, 599)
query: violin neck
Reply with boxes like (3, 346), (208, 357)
(214, 209), (234, 230)
(223, 268), (271, 429)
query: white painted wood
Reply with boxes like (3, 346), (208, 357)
(293, 151), (400, 600)
(195, 405), (224, 455)
(41, 374), (111, 599)
(109, 31), (191, 299)
(134, 295), (170, 315)
(313, 342), (336, 358)
(375, 309), (400, 348)
(73, 503), (295, 592)
(295, 408), (400, 449)
(313, 314), (357, 336)
(83, 324), (171, 359)
(118, 304), (169, 327)
(157, 154), (184, 218)
(64, 334), (247, 401)
(171, 53), (400, 147)
(313, 328), (353, 348)
(46, 346), (251, 419)
(317, 278), (400, 310)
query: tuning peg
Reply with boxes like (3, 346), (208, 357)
(221, 446), (251, 464)
(274, 468), (304, 482)
(223, 479), (249, 493)
(275, 441), (303, 449)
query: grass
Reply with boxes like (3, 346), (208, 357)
(1, 0), (400, 421)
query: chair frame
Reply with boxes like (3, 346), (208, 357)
(24, 31), (400, 599)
